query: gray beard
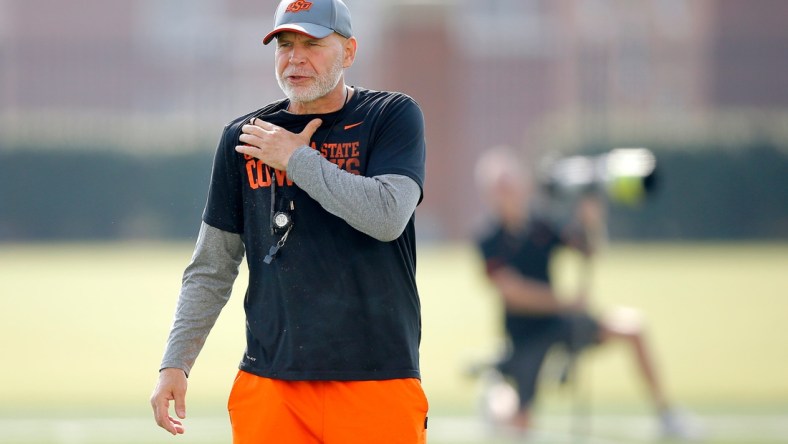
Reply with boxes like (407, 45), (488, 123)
(277, 57), (344, 105)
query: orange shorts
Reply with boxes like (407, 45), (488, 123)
(227, 370), (429, 444)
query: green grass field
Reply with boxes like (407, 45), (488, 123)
(1, 241), (787, 443)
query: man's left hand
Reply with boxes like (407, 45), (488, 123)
(236, 118), (322, 171)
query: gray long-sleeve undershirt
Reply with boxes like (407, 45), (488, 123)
(287, 146), (421, 242)
(160, 149), (421, 374)
(159, 222), (244, 375)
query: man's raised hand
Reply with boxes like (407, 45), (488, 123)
(236, 118), (322, 170)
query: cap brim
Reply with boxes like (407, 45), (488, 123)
(262, 23), (334, 45)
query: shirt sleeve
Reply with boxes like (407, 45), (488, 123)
(159, 222), (245, 375)
(287, 147), (420, 242)
(202, 122), (245, 234)
(365, 94), (426, 201)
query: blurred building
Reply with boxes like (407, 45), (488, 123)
(2, 0), (787, 240)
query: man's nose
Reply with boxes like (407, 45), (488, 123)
(288, 46), (306, 64)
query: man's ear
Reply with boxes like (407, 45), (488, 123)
(343, 37), (358, 68)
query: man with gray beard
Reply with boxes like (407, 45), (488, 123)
(150, 0), (428, 442)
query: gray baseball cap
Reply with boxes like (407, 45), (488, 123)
(263, 0), (353, 45)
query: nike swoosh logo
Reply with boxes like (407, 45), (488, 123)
(344, 121), (364, 130)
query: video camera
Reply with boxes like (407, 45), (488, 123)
(539, 148), (658, 206)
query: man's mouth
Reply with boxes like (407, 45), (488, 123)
(286, 74), (312, 83)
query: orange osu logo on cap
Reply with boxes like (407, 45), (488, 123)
(286, 0), (313, 13)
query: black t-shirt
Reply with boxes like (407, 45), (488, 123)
(478, 217), (566, 337)
(203, 87), (426, 381)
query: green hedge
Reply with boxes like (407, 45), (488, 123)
(0, 149), (214, 240)
(1, 142), (786, 240)
(591, 143), (788, 240)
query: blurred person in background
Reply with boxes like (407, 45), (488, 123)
(150, 0), (428, 442)
(473, 146), (698, 440)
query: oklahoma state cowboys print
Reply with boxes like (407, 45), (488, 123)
(243, 138), (361, 190)
(285, 0), (313, 13)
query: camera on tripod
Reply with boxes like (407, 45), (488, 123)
(539, 148), (658, 206)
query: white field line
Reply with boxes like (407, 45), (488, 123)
(0, 414), (786, 443)
(428, 414), (788, 443)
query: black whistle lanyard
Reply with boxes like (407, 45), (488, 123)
(263, 177), (294, 264)
(262, 86), (352, 265)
